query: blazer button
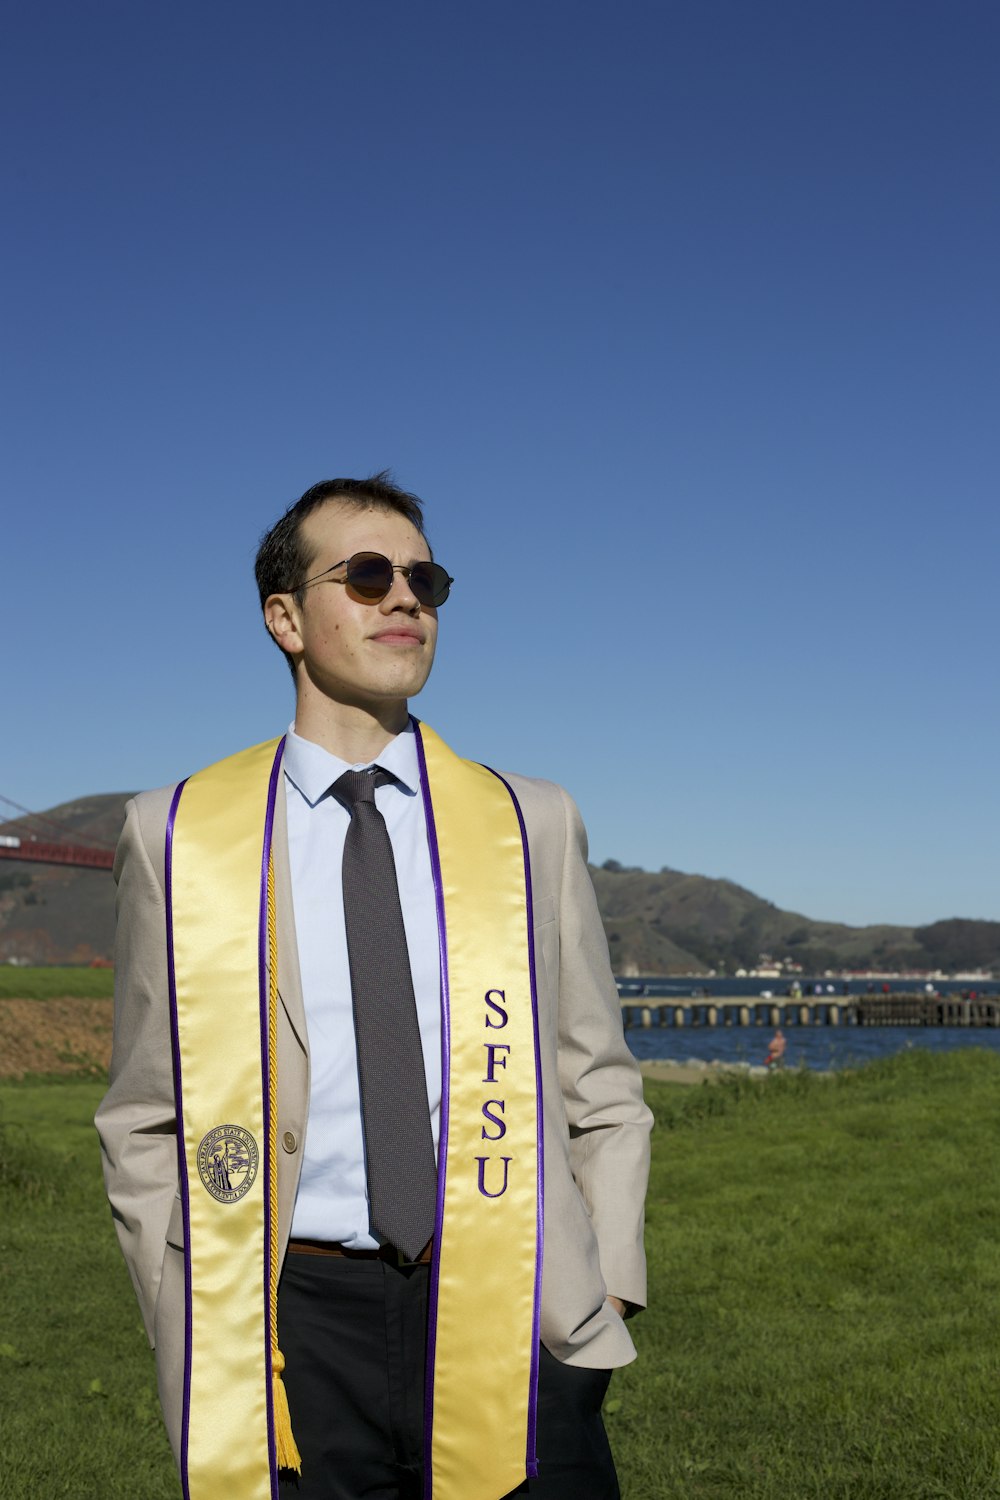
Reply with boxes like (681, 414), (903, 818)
(281, 1131), (297, 1153)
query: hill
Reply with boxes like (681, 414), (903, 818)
(592, 861), (1000, 975)
(1, 796), (996, 974)
(0, 794), (134, 964)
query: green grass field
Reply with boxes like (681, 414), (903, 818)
(0, 966), (114, 1000)
(2, 1050), (999, 1498)
(0, 1079), (175, 1500)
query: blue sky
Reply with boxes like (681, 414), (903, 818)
(3, 1), (997, 929)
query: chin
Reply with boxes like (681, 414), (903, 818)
(383, 659), (434, 698)
(387, 671), (432, 701)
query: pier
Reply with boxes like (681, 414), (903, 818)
(620, 994), (1000, 1030)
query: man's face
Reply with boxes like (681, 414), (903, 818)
(276, 502), (439, 711)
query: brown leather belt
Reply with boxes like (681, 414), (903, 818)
(287, 1237), (433, 1267)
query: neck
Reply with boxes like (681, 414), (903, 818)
(292, 690), (410, 764)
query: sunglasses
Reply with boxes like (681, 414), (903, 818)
(297, 551), (454, 607)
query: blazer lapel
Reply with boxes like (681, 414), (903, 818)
(271, 779), (308, 1053)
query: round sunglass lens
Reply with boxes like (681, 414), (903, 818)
(347, 553), (395, 599)
(410, 562), (452, 606)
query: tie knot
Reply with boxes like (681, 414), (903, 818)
(332, 767), (389, 811)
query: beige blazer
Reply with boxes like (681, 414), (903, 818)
(95, 761), (652, 1459)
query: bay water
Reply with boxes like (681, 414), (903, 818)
(619, 975), (1000, 1071)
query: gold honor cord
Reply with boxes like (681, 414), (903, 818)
(168, 728), (541, 1500)
(267, 848), (301, 1472)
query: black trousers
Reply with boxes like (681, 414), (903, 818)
(277, 1249), (621, 1500)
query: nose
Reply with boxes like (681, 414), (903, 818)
(379, 566), (421, 613)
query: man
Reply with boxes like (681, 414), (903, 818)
(96, 473), (652, 1500)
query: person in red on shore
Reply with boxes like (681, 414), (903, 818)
(764, 1029), (786, 1069)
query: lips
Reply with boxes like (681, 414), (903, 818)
(369, 627), (426, 645)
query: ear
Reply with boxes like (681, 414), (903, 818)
(265, 593), (304, 665)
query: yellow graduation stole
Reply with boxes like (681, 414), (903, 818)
(165, 720), (542, 1500)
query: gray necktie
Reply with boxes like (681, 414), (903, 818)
(333, 768), (437, 1260)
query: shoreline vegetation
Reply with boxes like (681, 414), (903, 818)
(0, 966), (115, 1001)
(2, 1049), (998, 1496)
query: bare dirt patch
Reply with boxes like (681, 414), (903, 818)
(0, 997), (113, 1079)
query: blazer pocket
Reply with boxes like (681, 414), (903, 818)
(165, 1194), (186, 1250)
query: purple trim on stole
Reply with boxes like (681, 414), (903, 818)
(257, 737), (286, 1495)
(484, 767), (544, 1479)
(410, 718), (450, 1499)
(164, 778), (194, 1500)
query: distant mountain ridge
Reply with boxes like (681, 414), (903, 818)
(1, 795), (996, 974)
(0, 793), (134, 964)
(591, 862), (1000, 976)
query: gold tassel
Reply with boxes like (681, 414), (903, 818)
(271, 1346), (302, 1473)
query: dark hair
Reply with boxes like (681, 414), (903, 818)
(254, 471), (427, 675)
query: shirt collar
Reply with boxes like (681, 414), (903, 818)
(282, 719), (420, 808)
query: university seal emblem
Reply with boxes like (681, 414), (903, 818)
(196, 1124), (259, 1203)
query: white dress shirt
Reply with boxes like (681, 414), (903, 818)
(283, 721), (441, 1247)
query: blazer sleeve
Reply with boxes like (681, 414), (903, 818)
(555, 784), (653, 1311)
(94, 793), (179, 1346)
